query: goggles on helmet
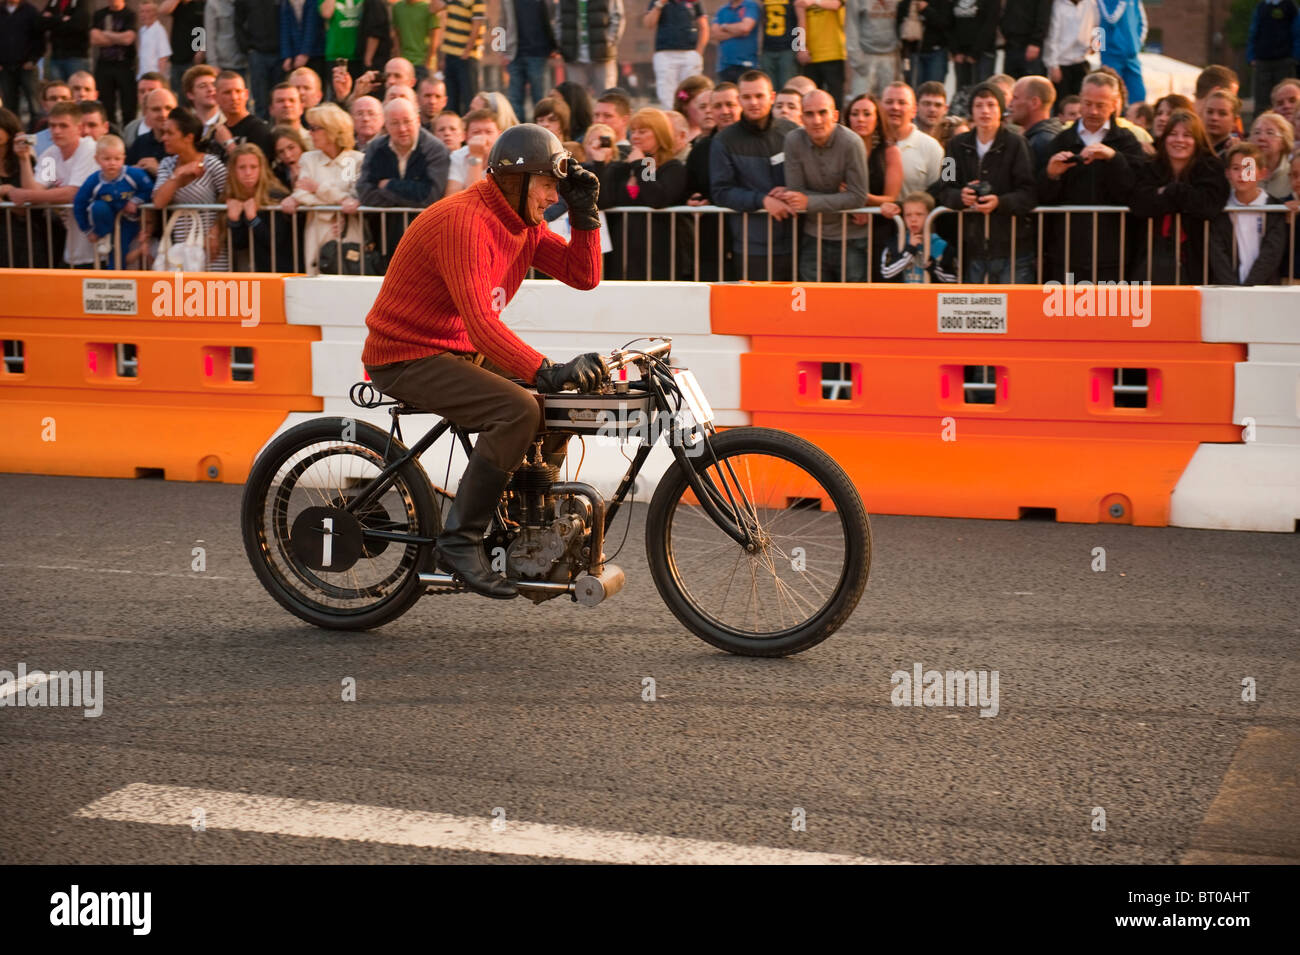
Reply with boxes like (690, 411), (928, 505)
(490, 150), (572, 179)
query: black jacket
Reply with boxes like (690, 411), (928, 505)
(710, 112), (799, 255)
(359, 0), (392, 67)
(948, 0), (999, 58)
(557, 0), (617, 62)
(686, 131), (716, 199)
(235, 0), (280, 56)
(1037, 121), (1147, 279)
(1129, 152), (1229, 285)
(41, 0), (93, 59)
(1209, 205), (1289, 286)
(0, 1), (43, 67)
(227, 199), (296, 272)
(932, 125), (1037, 259)
(1000, 0), (1050, 47)
(1023, 116), (1064, 171)
(597, 157), (691, 280)
(357, 129), (450, 207)
(897, 0), (952, 53)
(1038, 122), (1146, 206)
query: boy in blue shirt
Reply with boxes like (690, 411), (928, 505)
(73, 135), (154, 269)
(881, 191), (957, 282)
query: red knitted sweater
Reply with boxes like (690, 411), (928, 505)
(361, 178), (602, 381)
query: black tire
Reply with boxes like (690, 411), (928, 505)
(241, 417), (439, 630)
(645, 427), (871, 656)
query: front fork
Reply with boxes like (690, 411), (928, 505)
(601, 424), (759, 551)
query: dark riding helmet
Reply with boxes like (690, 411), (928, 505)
(487, 123), (572, 180)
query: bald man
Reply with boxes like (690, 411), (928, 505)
(289, 66), (323, 110)
(384, 84), (419, 108)
(351, 95), (385, 148)
(350, 98), (451, 214)
(333, 56), (418, 108)
(383, 57), (417, 93)
(778, 89), (870, 282)
(1010, 75), (1063, 172)
(786, 75), (816, 98)
(125, 86), (178, 173)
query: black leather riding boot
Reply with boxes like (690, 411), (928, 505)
(437, 455), (517, 599)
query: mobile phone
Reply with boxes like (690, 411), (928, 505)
(334, 58), (348, 69)
(1062, 153), (1082, 165)
(599, 135), (613, 148)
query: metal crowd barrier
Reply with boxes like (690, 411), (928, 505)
(4, 200), (1298, 284)
(0, 201), (429, 275)
(923, 204), (1300, 285)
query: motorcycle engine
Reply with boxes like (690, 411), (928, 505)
(497, 462), (593, 603)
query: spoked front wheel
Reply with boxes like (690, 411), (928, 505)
(241, 417), (440, 630)
(645, 427), (871, 656)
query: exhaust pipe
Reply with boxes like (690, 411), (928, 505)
(418, 564), (625, 607)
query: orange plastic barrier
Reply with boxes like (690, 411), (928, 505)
(711, 284), (1244, 525)
(0, 270), (320, 483)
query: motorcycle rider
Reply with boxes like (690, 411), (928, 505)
(362, 123), (608, 600)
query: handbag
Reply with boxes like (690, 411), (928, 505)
(900, 4), (924, 44)
(152, 209), (208, 272)
(317, 233), (386, 275)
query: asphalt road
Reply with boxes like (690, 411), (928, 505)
(1, 473), (1297, 864)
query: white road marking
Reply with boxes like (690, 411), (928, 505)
(0, 564), (233, 581)
(0, 670), (49, 702)
(77, 783), (907, 865)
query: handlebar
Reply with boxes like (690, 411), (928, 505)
(604, 338), (673, 374)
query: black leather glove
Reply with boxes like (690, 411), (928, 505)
(557, 165), (600, 232)
(534, 353), (608, 394)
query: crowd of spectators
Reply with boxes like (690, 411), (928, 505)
(0, 0), (1298, 283)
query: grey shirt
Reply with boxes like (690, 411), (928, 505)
(783, 124), (869, 240)
(847, 0), (901, 57)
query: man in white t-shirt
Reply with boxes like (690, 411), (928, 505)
(882, 81), (943, 195)
(136, 0), (173, 79)
(445, 110), (501, 196)
(6, 102), (99, 267)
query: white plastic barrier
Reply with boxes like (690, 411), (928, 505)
(1170, 288), (1300, 532)
(277, 278), (748, 496)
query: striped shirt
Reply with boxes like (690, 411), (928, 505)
(441, 0), (486, 59)
(155, 153), (229, 271)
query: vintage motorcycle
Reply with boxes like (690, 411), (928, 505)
(240, 339), (871, 656)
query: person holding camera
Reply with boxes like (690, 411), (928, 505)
(1038, 70), (1147, 282)
(930, 82), (1037, 283)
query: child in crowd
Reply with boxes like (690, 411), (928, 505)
(215, 143), (293, 272)
(72, 134), (154, 268)
(1210, 142), (1287, 286)
(881, 192), (957, 283)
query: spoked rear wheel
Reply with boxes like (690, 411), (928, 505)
(241, 418), (439, 630)
(645, 427), (871, 656)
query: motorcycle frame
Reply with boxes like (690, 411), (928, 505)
(341, 359), (760, 558)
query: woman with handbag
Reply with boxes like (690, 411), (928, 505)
(152, 107), (229, 271)
(280, 103), (365, 275)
